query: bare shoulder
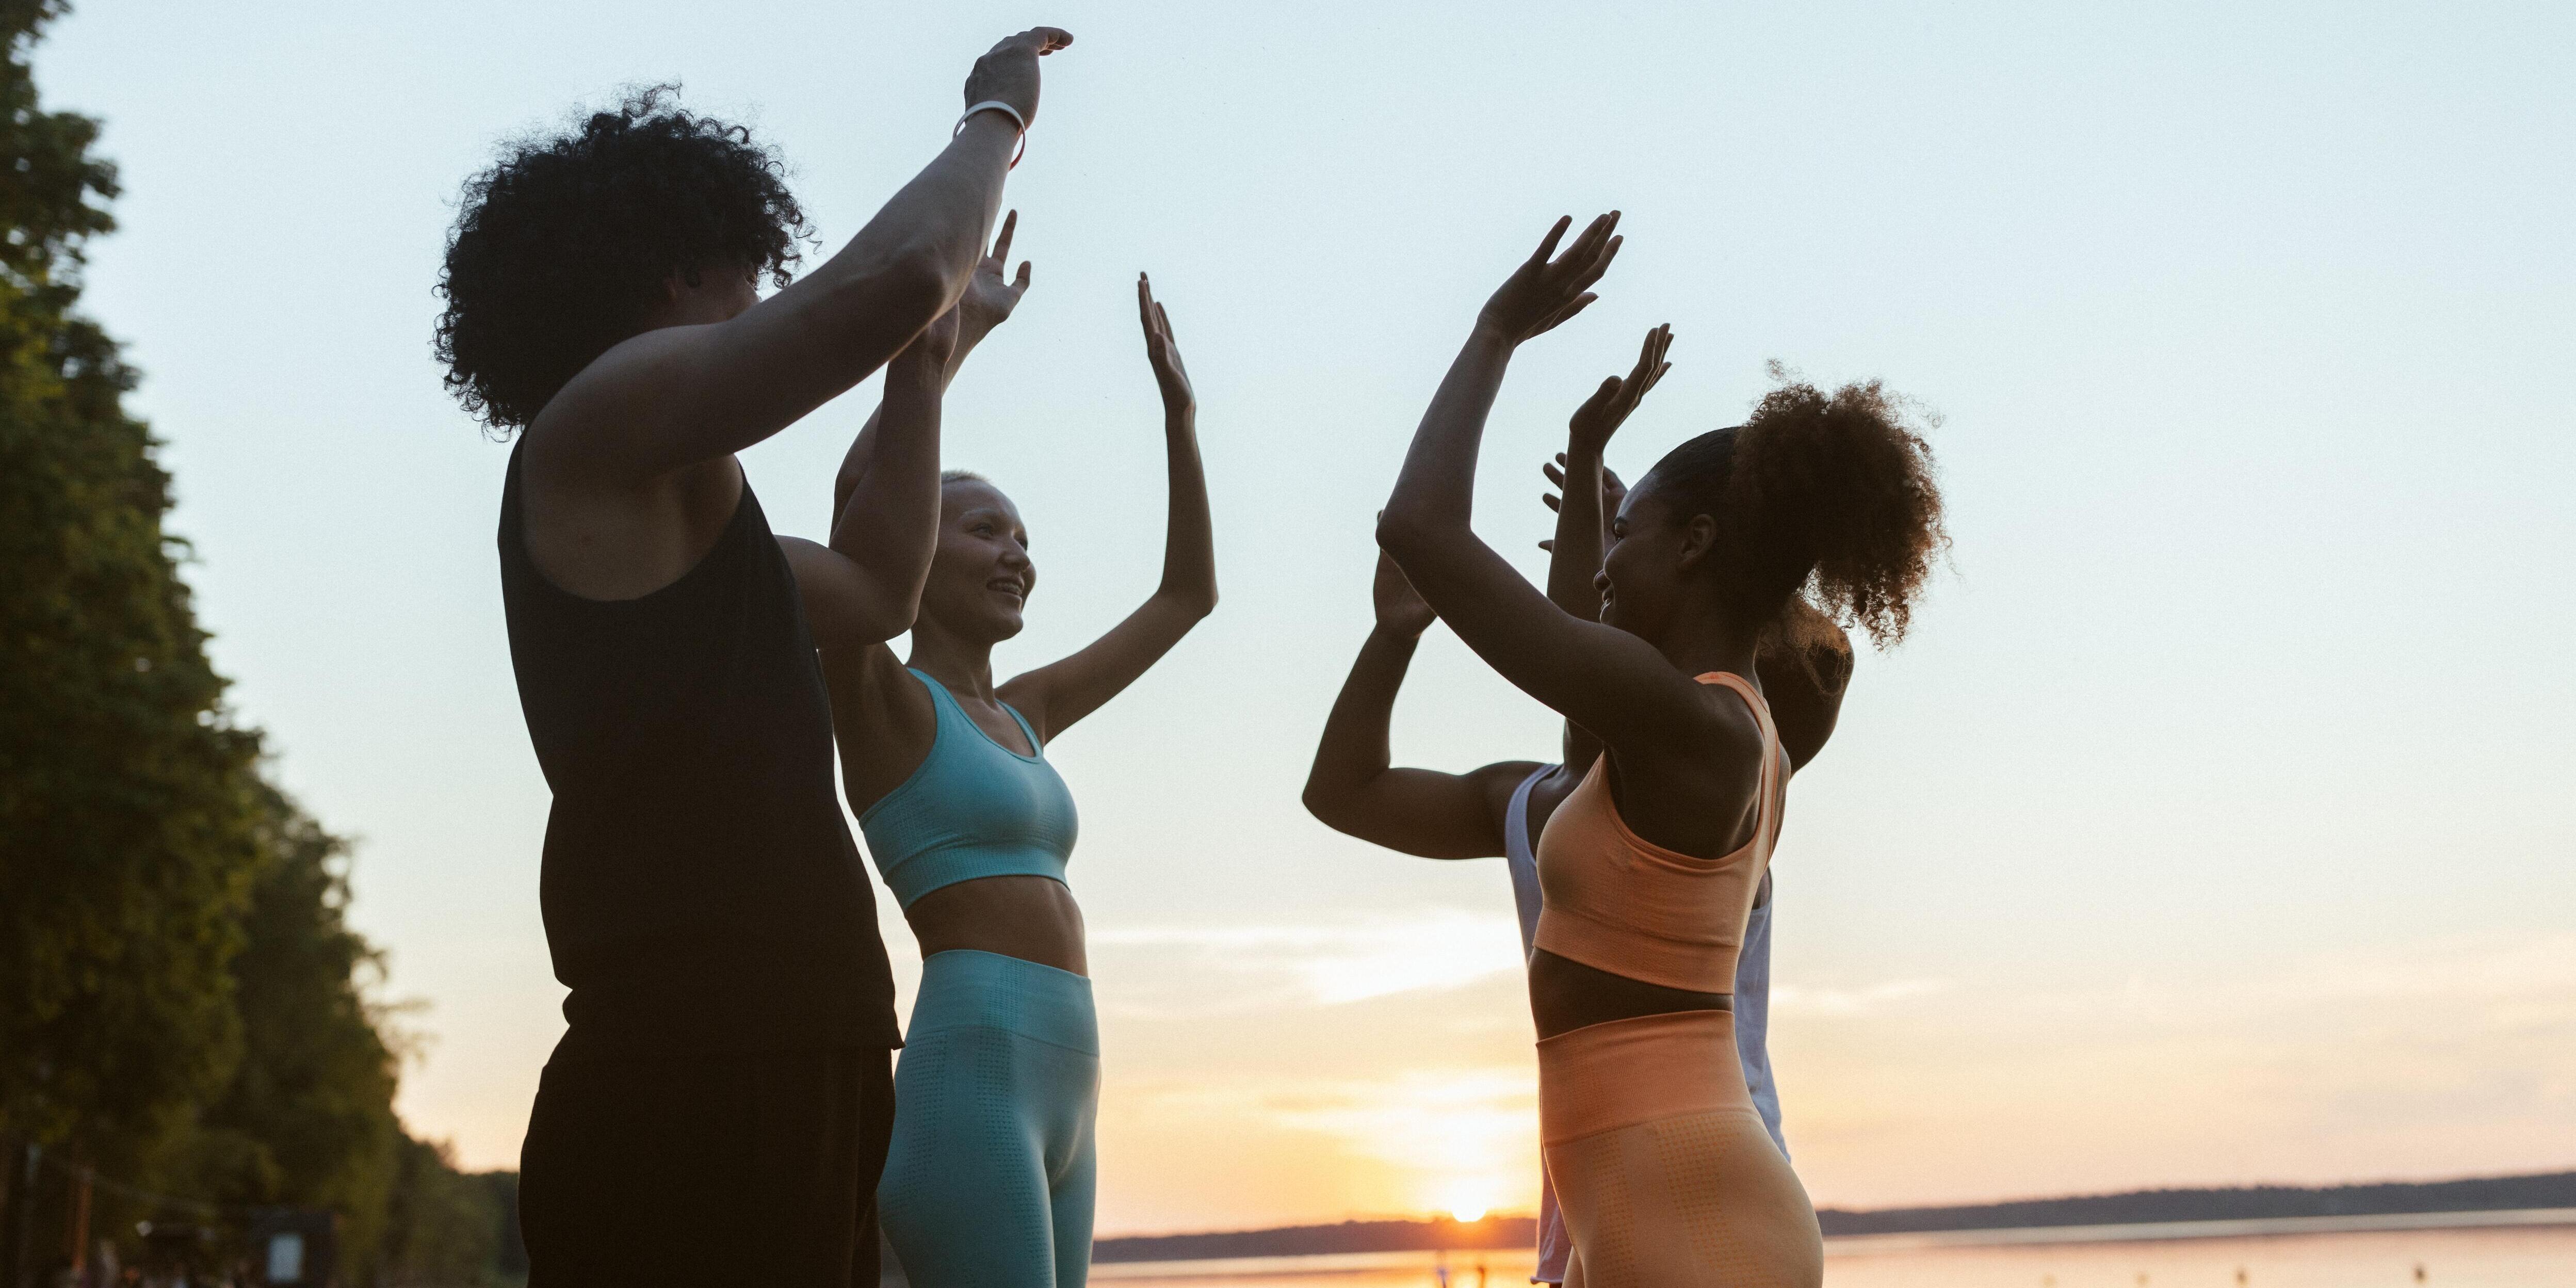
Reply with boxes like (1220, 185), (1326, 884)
(1696, 679), (1775, 786)
(1618, 671), (1765, 767)
(516, 405), (744, 602)
(992, 667), (1042, 706)
(521, 321), (708, 481)
(1598, 679), (1769, 857)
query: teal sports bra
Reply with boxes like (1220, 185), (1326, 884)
(858, 669), (1080, 909)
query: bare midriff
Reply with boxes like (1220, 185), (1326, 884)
(1529, 948), (1730, 1041)
(903, 874), (1088, 976)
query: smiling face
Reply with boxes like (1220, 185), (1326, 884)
(919, 477), (1035, 643)
(1595, 473), (1705, 641)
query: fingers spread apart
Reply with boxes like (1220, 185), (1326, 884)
(995, 26), (1075, 55)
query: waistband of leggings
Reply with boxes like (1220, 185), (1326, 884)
(1536, 1008), (1748, 1144)
(908, 949), (1098, 1055)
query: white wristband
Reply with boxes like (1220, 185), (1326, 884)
(955, 100), (1029, 170)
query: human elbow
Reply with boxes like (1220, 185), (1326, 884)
(1155, 570), (1219, 623)
(834, 244), (954, 344)
(1374, 508), (1441, 570)
(1300, 776), (1350, 831)
(812, 583), (921, 652)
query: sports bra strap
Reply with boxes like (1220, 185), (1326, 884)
(864, 669), (1078, 909)
(1000, 699), (1043, 751)
(1693, 671), (1785, 855)
(907, 667), (1042, 758)
(1528, 675), (1781, 994)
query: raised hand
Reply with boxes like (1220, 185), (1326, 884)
(992, 278), (1216, 746)
(1538, 457), (1628, 552)
(1569, 324), (1672, 452)
(1138, 273), (1194, 415)
(1477, 213), (1623, 346)
(1373, 551), (1436, 637)
(963, 26), (1076, 128)
(959, 210), (1033, 341)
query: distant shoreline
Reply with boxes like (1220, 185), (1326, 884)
(1091, 1168), (2576, 1264)
(1824, 1205), (2576, 1255)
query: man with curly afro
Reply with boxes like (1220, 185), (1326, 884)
(436, 26), (1072, 1287)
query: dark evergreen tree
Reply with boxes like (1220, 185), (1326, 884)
(1, 6), (514, 1282)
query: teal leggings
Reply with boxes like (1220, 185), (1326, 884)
(880, 949), (1100, 1288)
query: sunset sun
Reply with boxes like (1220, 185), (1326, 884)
(1441, 1184), (1495, 1224)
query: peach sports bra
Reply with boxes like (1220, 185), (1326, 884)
(1531, 672), (1786, 995)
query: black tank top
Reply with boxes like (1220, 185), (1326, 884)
(499, 444), (899, 1049)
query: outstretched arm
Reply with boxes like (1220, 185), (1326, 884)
(1302, 553), (1541, 858)
(1544, 326), (1666, 615)
(536, 27), (1073, 488)
(834, 210), (1034, 523)
(1002, 275), (1217, 740)
(779, 308), (954, 647)
(1376, 215), (1722, 754)
(796, 216), (1034, 648)
(1540, 326), (1667, 769)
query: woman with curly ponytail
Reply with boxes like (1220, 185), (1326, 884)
(1376, 213), (1945, 1288)
(1636, 376), (1945, 650)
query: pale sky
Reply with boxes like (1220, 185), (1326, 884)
(44, 0), (2575, 1236)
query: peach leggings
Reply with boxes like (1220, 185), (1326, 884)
(1541, 1010), (1821, 1288)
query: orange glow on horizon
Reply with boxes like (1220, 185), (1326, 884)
(1437, 1179), (1505, 1226)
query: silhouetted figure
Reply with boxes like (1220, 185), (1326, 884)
(1376, 214), (1946, 1287)
(1305, 421), (1848, 1285)
(440, 27), (1073, 1287)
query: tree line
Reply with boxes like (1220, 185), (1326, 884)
(1, 2), (516, 1283)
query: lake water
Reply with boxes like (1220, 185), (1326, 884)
(1088, 1212), (2576, 1287)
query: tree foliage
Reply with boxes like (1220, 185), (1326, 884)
(170, 785), (406, 1273)
(377, 1138), (509, 1287)
(0, 0), (264, 1171)
(1, 5), (515, 1281)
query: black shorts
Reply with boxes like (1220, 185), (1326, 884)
(520, 1033), (896, 1287)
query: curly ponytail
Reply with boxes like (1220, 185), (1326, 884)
(1642, 376), (1947, 646)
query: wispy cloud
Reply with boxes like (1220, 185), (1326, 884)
(1078, 928), (2576, 1229)
(1768, 931), (2576, 1209)
(2212, 932), (2576, 1021)
(1093, 909), (1526, 1010)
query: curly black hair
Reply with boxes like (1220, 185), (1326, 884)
(434, 86), (812, 433)
(1641, 377), (1948, 647)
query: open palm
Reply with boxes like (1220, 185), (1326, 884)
(1568, 324), (1672, 453)
(958, 209), (1033, 339)
(1138, 272), (1193, 412)
(1478, 212), (1624, 344)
